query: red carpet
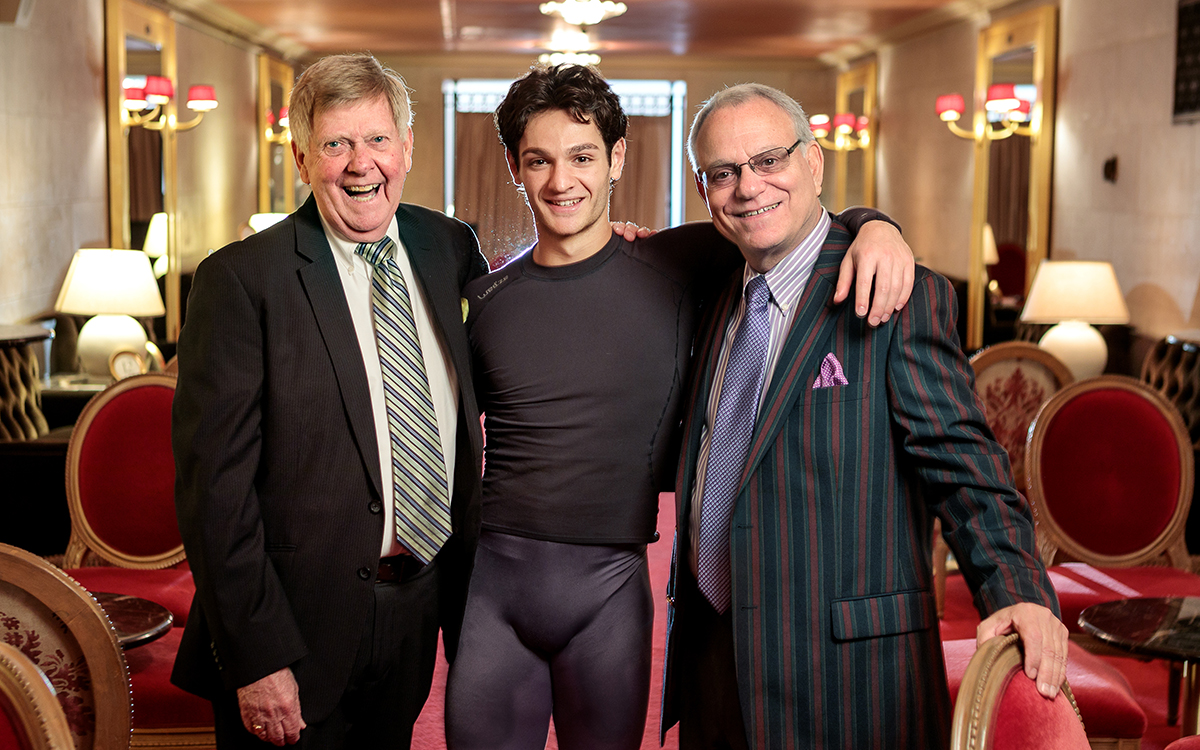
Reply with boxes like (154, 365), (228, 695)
(412, 493), (680, 750)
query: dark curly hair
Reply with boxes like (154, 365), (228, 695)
(494, 64), (628, 160)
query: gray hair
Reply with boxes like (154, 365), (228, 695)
(687, 83), (815, 172)
(289, 53), (413, 153)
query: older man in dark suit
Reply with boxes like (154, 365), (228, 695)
(171, 54), (488, 748)
(661, 83), (1069, 749)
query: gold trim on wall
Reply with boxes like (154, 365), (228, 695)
(966, 5), (1058, 350)
(833, 58), (877, 211)
(106, 0), (181, 341)
(257, 54), (295, 214)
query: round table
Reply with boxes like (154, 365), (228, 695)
(1080, 596), (1200, 734)
(93, 591), (174, 649)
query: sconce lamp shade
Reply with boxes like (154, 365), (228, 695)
(810, 114), (831, 137)
(248, 213), (289, 233)
(279, 106), (289, 128)
(1021, 260), (1130, 380)
(832, 113), (856, 134)
(982, 222), (1000, 266)
(124, 88), (147, 111)
(55, 249), (166, 376)
(143, 75), (174, 105)
(143, 213), (168, 258)
(856, 115), (870, 135)
(186, 85), (218, 112)
(936, 93), (965, 121)
(985, 83), (1021, 112)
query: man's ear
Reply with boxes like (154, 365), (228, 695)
(608, 137), (627, 181)
(505, 150), (522, 187)
(293, 140), (310, 185)
(804, 140), (824, 196)
(693, 173), (714, 217)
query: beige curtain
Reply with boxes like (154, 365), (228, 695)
(129, 126), (164, 223)
(987, 135), (1031, 249)
(454, 112), (535, 269)
(453, 112), (672, 268)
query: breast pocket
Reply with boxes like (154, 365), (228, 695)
(806, 381), (867, 405)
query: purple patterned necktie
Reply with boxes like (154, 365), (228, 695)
(697, 275), (773, 613)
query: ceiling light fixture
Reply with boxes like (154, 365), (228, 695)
(538, 51), (602, 66)
(539, 0), (626, 26)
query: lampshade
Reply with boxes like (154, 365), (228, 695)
(279, 106), (289, 128)
(986, 83), (1020, 112)
(936, 93), (965, 121)
(1020, 260), (1130, 325)
(186, 85), (218, 112)
(832, 113), (856, 134)
(1021, 260), (1130, 380)
(123, 88), (148, 111)
(248, 213), (289, 233)
(143, 213), (168, 258)
(810, 114), (831, 137)
(143, 75), (174, 105)
(982, 222), (1000, 266)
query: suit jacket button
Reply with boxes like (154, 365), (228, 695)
(357, 566), (371, 580)
(369, 501), (382, 514)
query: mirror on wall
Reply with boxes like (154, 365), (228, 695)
(106, 0), (181, 340)
(258, 55), (296, 215)
(832, 59), (877, 211)
(965, 6), (1057, 350)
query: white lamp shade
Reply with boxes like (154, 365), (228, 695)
(1020, 260), (1130, 325)
(143, 213), (168, 258)
(982, 222), (1000, 266)
(55, 249), (166, 317)
(248, 213), (289, 233)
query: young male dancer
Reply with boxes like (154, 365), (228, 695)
(444, 64), (914, 750)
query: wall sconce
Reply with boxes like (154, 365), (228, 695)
(123, 74), (218, 132)
(1020, 260), (1130, 380)
(539, 0), (626, 26)
(265, 106), (290, 145)
(55, 249), (166, 376)
(936, 84), (1036, 141)
(809, 113), (870, 152)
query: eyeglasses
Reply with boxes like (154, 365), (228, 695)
(699, 139), (803, 189)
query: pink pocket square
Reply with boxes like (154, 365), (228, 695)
(812, 352), (850, 389)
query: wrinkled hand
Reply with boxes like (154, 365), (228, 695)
(610, 221), (656, 241)
(833, 220), (914, 326)
(977, 603), (1069, 699)
(237, 667), (306, 745)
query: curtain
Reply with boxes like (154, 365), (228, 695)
(987, 135), (1031, 249)
(454, 112), (535, 269)
(128, 126), (164, 223)
(610, 115), (671, 230)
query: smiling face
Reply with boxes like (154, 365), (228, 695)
(506, 108), (626, 264)
(693, 96), (825, 273)
(293, 95), (412, 243)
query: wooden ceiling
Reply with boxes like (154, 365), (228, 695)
(203, 0), (981, 62)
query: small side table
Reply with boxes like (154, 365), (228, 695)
(93, 591), (174, 649)
(1080, 597), (1200, 735)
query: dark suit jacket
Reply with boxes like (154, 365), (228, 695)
(171, 197), (488, 721)
(661, 220), (1058, 748)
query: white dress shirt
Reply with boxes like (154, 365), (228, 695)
(319, 213), (459, 557)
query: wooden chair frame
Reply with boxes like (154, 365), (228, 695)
(0, 543), (132, 749)
(0, 642), (76, 750)
(1025, 375), (1195, 569)
(970, 340), (1075, 389)
(951, 633), (1083, 750)
(64, 374), (185, 569)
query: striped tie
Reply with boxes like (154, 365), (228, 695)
(356, 236), (451, 564)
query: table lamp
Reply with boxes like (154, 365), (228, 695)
(143, 212), (169, 279)
(55, 249), (166, 376)
(1020, 260), (1130, 380)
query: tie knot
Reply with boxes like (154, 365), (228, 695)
(356, 236), (395, 266)
(745, 275), (771, 310)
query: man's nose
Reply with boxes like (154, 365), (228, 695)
(733, 164), (765, 198)
(346, 144), (373, 172)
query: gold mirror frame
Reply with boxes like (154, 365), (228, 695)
(105, 0), (181, 340)
(257, 55), (296, 214)
(966, 6), (1058, 350)
(833, 59), (877, 211)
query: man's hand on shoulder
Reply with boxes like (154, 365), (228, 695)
(977, 602), (1069, 699)
(834, 220), (915, 326)
(610, 221), (655, 241)
(237, 667), (306, 745)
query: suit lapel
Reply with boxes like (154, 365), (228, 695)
(293, 197), (383, 499)
(740, 228), (851, 485)
(395, 206), (471, 380)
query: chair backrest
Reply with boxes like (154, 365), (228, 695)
(0, 642), (76, 750)
(0, 544), (131, 750)
(1141, 335), (1200, 450)
(64, 374), (183, 569)
(970, 342), (1074, 488)
(950, 633), (1088, 750)
(1025, 375), (1195, 569)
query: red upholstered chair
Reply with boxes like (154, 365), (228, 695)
(0, 641), (76, 750)
(0, 543), (132, 749)
(945, 638), (1145, 749)
(948, 634), (1090, 750)
(61, 374), (195, 628)
(1026, 374), (1200, 725)
(1167, 735), (1200, 749)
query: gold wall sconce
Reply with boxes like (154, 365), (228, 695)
(936, 83), (1036, 141)
(122, 74), (218, 132)
(810, 113), (870, 151)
